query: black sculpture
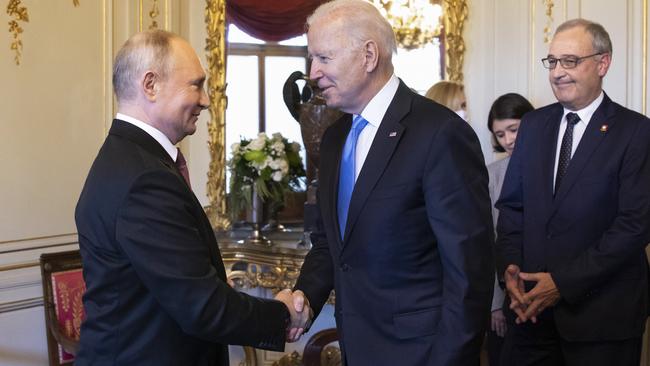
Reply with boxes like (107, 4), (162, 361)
(282, 71), (343, 232)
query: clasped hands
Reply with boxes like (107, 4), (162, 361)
(275, 289), (313, 342)
(504, 264), (561, 324)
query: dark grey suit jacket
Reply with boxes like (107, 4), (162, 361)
(75, 120), (289, 366)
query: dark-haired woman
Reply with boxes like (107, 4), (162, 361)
(486, 93), (534, 366)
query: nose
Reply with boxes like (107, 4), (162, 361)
(309, 61), (322, 81)
(199, 87), (209, 109)
(550, 62), (567, 79)
(505, 132), (516, 146)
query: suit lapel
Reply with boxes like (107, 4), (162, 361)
(323, 115), (352, 247)
(341, 82), (410, 245)
(551, 94), (617, 213)
(110, 120), (225, 271)
(110, 119), (175, 167)
(541, 106), (563, 207)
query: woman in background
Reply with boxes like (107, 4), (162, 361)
(425, 80), (467, 120)
(486, 92), (534, 366)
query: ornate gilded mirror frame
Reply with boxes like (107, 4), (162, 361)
(203, 0), (468, 229)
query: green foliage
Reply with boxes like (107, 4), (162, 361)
(228, 132), (306, 220)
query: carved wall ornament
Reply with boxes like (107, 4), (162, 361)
(204, 0), (230, 230)
(443, 0), (468, 82)
(149, 0), (160, 30)
(543, 0), (554, 43)
(6, 0), (28, 65)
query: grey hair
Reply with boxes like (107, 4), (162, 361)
(306, 0), (397, 59)
(555, 18), (613, 55)
(112, 30), (177, 102)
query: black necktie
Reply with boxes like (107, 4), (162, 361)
(175, 148), (192, 189)
(555, 112), (580, 193)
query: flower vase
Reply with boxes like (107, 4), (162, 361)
(245, 187), (271, 246)
(262, 198), (286, 232)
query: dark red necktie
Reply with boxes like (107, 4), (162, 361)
(175, 148), (192, 189)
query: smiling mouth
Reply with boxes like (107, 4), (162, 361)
(553, 79), (574, 87)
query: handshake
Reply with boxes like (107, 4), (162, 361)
(275, 289), (314, 342)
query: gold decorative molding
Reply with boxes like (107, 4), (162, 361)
(6, 0), (29, 65)
(443, 0), (468, 82)
(149, 0), (160, 30)
(204, 0), (230, 230)
(543, 0), (554, 43)
(227, 263), (301, 294)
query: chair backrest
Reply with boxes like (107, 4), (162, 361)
(302, 328), (341, 366)
(40, 250), (85, 366)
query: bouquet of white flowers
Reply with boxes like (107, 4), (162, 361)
(228, 132), (306, 220)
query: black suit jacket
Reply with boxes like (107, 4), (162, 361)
(295, 82), (495, 366)
(75, 120), (289, 366)
(496, 94), (650, 341)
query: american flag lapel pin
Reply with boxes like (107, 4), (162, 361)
(600, 124), (608, 133)
(389, 131), (397, 137)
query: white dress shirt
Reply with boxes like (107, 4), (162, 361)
(116, 113), (179, 162)
(552, 91), (604, 189)
(352, 74), (400, 180)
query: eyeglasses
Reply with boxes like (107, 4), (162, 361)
(541, 52), (604, 69)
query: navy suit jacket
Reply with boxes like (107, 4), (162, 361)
(496, 94), (650, 341)
(75, 120), (289, 366)
(296, 82), (494, 366)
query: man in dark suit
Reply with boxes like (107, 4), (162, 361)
(287, 1), (495, 365)
(75, 30), (309, 366)
(496, 19), (650, 366)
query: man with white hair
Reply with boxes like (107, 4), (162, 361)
(291, 1), (495, 365)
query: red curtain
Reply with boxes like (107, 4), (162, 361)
(226, 0), (327, 42)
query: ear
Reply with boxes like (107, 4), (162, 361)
(142, 71), (158, 102)
(362, 40), (379, 73)
(597, 53), (611, 77)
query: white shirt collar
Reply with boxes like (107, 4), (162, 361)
(116, 113), (178, 162)
(355, 74), (400, 127)
(562, 91), (604, 126)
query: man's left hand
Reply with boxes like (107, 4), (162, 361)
(517, 272), (561, 324)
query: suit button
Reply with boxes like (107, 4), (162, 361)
(340, 263), (349, 272)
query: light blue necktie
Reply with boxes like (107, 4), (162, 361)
(337, 115), (368, 239)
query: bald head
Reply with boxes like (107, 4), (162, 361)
(113, 30), (178, 103)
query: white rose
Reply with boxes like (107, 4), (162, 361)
(269, 158), (282, 170)
(272, 141), (284, 153)
(279, 159), (289, 174)
(271, 132), (282, 140)
(231, 142), (241, 152)
(272, 171), (284, 182)
(247, 136), (266, 150)
(291, 142), (301, 152)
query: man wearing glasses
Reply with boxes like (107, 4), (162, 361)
(496, 18), (650, 366)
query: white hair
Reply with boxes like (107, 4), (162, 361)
(307, 0), (397, 60)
